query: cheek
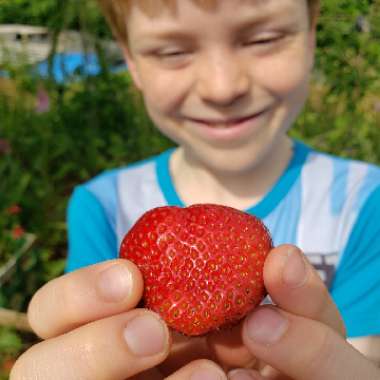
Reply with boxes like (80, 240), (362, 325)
(254, 47), (312, 98)
(139, 66), (188, 115)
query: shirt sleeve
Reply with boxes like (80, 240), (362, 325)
(65, 185), (118, 273)
(331, 185), (380, 338)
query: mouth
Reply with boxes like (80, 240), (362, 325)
(188, 111), (265, 128)
(184, 108), (270, 143)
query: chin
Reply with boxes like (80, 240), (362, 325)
(194, 147), (265, 175)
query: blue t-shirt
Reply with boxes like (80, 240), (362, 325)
(66, 140), (380, 338)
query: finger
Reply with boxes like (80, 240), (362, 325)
(228, 368), (265, 380)
(28, 259), (144, 338)
(206, 322), (258, 371)
(10, 309), (170, 380)
(264, 245), (345, 336)
(158, 332), (211, 375)
(229, 365), (290, 380)
(164, 359), (227, 379)
(205, 243), (341, 371)
(242, 306), (380, 380)
(160, 325), (257, 375)
(259, 365), (291, 380)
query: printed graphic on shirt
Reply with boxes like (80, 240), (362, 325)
(306, 252), (339, 289)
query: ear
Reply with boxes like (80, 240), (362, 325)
(122, 45), (142, 90)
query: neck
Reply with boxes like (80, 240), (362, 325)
(170, 137), (293, 210)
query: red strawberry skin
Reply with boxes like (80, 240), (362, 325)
(119, 204), (272, 336)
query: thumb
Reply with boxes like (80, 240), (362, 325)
(241, 306), (379, 380)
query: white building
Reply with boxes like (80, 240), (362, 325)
(0, 24), (120, 66)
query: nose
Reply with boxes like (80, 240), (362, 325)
(196, 49), (250, 107)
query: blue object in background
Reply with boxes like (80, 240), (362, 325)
(34, 52), (127, 82)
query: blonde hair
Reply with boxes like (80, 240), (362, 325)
(98, 0), (320, 45)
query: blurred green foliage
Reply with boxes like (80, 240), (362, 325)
(0, 0), (380, 375)
(0, 0), (111, 37)
(0, 72), (173, 307)
(0, 70), (173, 376)
(293, 0), (380, 163)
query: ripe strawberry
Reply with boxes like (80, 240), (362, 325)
(119, 204), (272, 336)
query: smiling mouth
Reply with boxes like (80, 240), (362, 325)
(189, 111), (265, 128)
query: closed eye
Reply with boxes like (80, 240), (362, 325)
(243, 35), (283, 46)
(158, 50), (188, 58)
(153, 49), (192, 67)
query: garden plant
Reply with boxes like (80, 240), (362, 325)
(0, 0), (379, 378)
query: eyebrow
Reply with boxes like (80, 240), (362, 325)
(233, 9), (298, 34)
(135, 3), (297, 43)
(137, 30), (196, 43)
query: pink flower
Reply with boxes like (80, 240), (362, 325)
(35, 87), (50, 113)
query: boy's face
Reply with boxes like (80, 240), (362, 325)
(125, 0), (316, 173)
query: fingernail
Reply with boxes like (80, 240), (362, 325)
(97, 264), (132, 302)
(282, 248), (307, 288)
(228, 369), (256, 380)
(124, 314), (167, 356)
(191, 367), (226, 380)
(246, 307), (288, 345)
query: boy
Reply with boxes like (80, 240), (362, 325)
(69, 0), (380, 349)
(11, 1), (380, 379)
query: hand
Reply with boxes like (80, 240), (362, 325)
(227, 245), (380, 380)
(10, 260), (227, 380)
